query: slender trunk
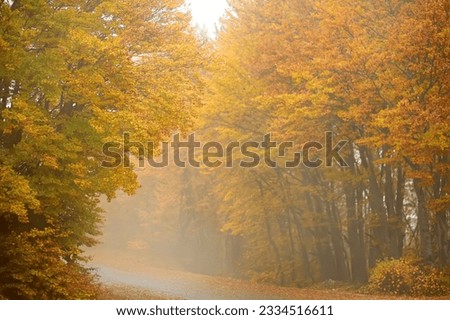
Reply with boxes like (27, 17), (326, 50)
(433, 162), (448, 267)
(312, 194), (336, 280)
(436, 211), (448, 267)
(356, 185), (367, 277)
(345, 183), (368, 282)
(300, 169), (337, 280)
(345, 148), (368, 283)
(394, 166), (405, 257)
(413, 178), (433, 262)
(360, 146), (388, 267)
(275, 168), (312, 281)
(286, 211), (297, 281)
(257, 181), (285, 284)
(291, 211), (313, 281)
(327, 199), (350, 281)
(386, 164), (404, 258)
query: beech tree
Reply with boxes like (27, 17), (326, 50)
(0, 0), (202, 298)
(195, 0), (449, 284)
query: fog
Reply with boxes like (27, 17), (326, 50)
(88, 165), (229, 277)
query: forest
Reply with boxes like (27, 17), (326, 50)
(1, 0), (449, 299)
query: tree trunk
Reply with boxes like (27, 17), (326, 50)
(360, 146), (388, 267)
(327, 199), (350, 281)
(344, 148), (368, 283)
(433, 166), (448, 268)
(413, 178), (433, 262)
(257, 180), (285, 284)
(386, 164), (404, 258)
(394, 166), (405, 258)
(345, 183), (368, 283)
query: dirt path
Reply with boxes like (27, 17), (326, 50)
(87, 250), (380, 300)
(87, 250), (446, 300)
(92, 264), (380, 300)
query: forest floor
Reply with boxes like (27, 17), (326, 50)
(88, 250), (449, 300)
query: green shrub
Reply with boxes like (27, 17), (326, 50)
(368, 259), (449, 296)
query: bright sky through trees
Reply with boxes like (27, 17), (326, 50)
(185, 0), (228, 37)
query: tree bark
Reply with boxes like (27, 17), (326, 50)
(327, 199), (350, 281)
(360, 146), (388, 267)
(344, 148), (368, 283)
(413, 178), (433, 262)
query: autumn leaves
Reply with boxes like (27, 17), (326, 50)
(0, 0), (203, 298)
(0, 0), (448, 299)
(193, 0), (449, 283)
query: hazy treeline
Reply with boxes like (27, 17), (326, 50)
(132, 0), (449, 285)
